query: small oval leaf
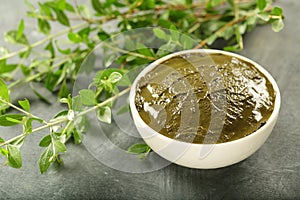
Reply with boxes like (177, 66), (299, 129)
(127, 143), (150, 154)
(39, 135), (52, 147)
(97, 106), (111, 124)
(18, 99), (30, 112)
(7, 144), (22, 168)
(0, 114), (24, 126)
(39, 146), (53, 174)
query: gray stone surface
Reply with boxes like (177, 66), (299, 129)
(0, 0), (299, 199)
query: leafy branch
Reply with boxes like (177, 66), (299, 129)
(0, 0), (284, 173)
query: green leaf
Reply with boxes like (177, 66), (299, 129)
(23, 119), (31, 133)
(125, 55), (137, 62)
(20, 64), (31, 76)
(74, 115), (89, 133)
(79, 89), (96, 106)
(235, 26), (243, 50)
(54, 10), (70, 26)
(72, 128), (82, 144)
(0, 148), (8, 156)
(18, 99), (30, 112)
(39, 146), (53, 174)
(0, 114), (24, 126)
(45, 72), (59, 91)
(39, 135), (52, 147)
(0, 46), (9, 65)
(78, 26), (91, 37)
(28, 117), (44, 124)
(97, 106), (111, 124)
(98, 31), (110, 41)
(139, 0), (155, 10)
(180, 34), (194, 49)
(108, 72), (123, 83)
(207, 0), (223, 8)
(58, 80), (69, 99)
(19, 47), (31, 59)
(153, 28), (167, 40)
(127, 143), (151, 154)
(6, 117), (23, 124)
(136, 43), (154, 57)
(38, 19), (51, 35)
(93, 68), (125, 87)
(227, 0), (234, 7)
(56, 0), (66, 10)
(55, 40), (71, 54)
(185, 0), (192, 5)
(53, 110), (68, 119)
(0, 79), (10, 111)
(246, 16), (258, 26)
(272, 19), (284, 32)
(257, 0), (267, 11)
(68, 32), (82, 43)
(60, 93), (70, 106)
(91, 0), (103, 13)
(0, 78), (10, 102)
(0, 64), (18, 74)
(7, 144), (22, 168)
(4, 30), (29, 45)
(257, 12), (270, 21)
(45, 41), (55, 58)
(39, 2), (53, 18)
(223, 45), (239, 52)
(46, 72), (60, 89)
(156, 42), (176, 57)
(17, 19), (25, 40)
(54, 140), (66, 153)
(220, 26), (234, 40)
(65, 2), (75, 12)
(170, 25), (179, 41)
(72, 96), (82, 112)
(271, 7), (283, 16)
(0, 137), (4, 143)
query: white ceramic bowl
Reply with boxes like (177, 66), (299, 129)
(129, 49), (280, 169)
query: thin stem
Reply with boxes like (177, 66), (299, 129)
(103, 43), (157, 61)
(0, 23), (87, 61)
(77, 87), (131, 118)
(0, 87), (131, 148)
(0, 98), (47, 124)
(0, 134), (25, 147)
(7, 59), (67, 89)
(61, 119), (73, 135)
(193, 16), (248, 49)
(31, 118), (67, 135)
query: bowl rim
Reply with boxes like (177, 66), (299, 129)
(129, 49), (281, 147)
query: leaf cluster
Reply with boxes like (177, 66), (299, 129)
(0, 0), (284, 173)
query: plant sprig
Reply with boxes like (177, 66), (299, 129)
(0, 0), (284, 173)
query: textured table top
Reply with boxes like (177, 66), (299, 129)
(0, 1), (299, 199)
